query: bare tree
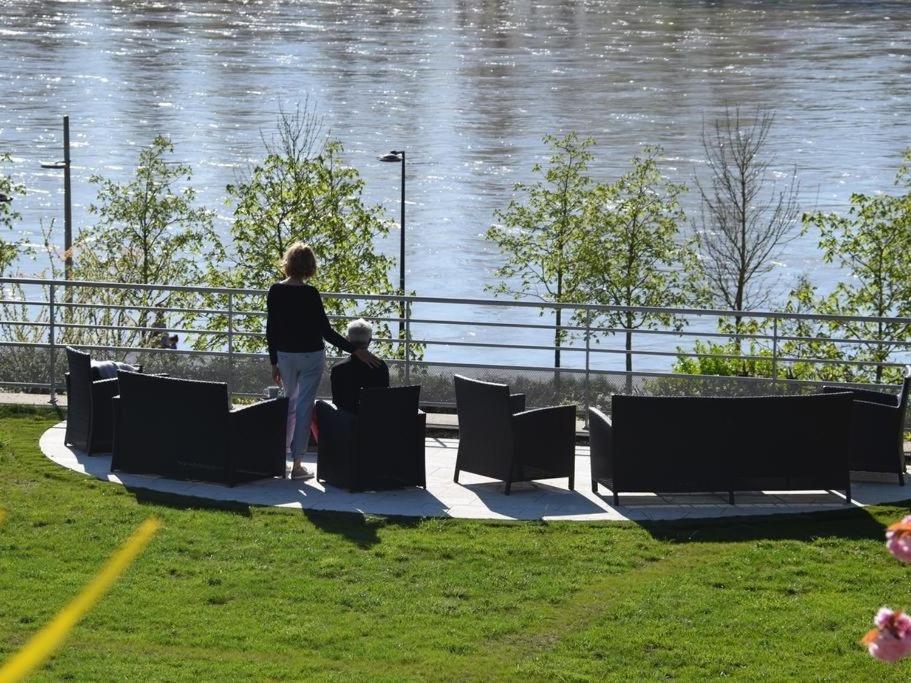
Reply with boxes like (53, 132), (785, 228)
(694, 106), (801, 327)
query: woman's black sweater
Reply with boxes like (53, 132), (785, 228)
(266, 282), (354, 365)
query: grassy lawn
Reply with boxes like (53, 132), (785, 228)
(1, 405), (910, 681)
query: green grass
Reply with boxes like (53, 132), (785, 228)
(1, 405), (910, 681)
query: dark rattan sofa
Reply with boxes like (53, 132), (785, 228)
(822, 367), (911, 485)
(111, 370), (288, 486)
(315, 385), (426, 491)
(453, 374), (576, 494)
(64, 346), (119, 455)
(589, 392), (854, 505)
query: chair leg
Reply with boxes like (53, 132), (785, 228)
(900, 471), (905, 487)
(453, 469), (460, 484)
(612, 491), (619, 507)
(728, 490), (735, 505)
(504, 480), (511, 495)
(846, 481), (852, 505)
(591, 479), (598, 494)
(568, 474), (574, 491)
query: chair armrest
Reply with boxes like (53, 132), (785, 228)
(512, 405), (576, 475)
(90, 378), (120, 445)
(228, 397), (288, 480)
(588, 407), (613, 486)
(853, 399), (903, 426)
(91, 377), (119, 400)
(230, 397), (285, 418)
(509, 393), (526, 414)
(823, 385), (898, 407)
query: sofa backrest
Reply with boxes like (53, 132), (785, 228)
(611, 395), (732, 493)
(115, 371), (230, 479)
(609, 392), (853, 494)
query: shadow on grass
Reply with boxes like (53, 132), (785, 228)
(302, 508), (423, 549)
(129, 487), (253, 517)
(639, 502), (911, 544)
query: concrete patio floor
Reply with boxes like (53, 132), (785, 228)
(39, 421), (911, 522)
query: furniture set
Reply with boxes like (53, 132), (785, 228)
(64, 346), (911, 502)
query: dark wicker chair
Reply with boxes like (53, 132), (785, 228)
(823, 367), (911, 484)
(64, 346), (119, 455)
(315, 385), (426, 492)
(111, 370), (287, 486)
(589, 392), (854, 505)
(453, 375), (576, 494)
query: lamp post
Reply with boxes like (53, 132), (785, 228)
(40, 115), (72, 282)
(377, 149), (405, 339)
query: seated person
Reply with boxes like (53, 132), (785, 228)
(330, 318), (389, 414)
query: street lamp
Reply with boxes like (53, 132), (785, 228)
(377, 149), (405, 339)
(40, 115), (72, 282)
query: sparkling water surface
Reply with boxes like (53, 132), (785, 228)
(1, 1), (909, 367)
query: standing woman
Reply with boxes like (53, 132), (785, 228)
(267, 242), (380, 480)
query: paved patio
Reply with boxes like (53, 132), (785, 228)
(39, 421), (911, 521)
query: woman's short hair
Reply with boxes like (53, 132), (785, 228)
(281, 242), (317, 279)
(347, 318), (374, 347)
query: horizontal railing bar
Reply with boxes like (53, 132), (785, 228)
(5, 276), (911, 325)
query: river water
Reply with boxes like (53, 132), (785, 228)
(1, 0), (909, 367)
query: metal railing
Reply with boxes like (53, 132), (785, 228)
(1, 277), (909, 412)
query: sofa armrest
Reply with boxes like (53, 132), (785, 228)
(509, 393), (526, 414)
(588, 407), (613, 490)
(823, 385), (898, 407)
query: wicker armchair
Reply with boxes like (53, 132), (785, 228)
(64, 346), (119, 455)
(453, 375), (576, 494)
(315, 385), (426, 491)
(111, 370), (287, 486)
(823, 367), (911, 484)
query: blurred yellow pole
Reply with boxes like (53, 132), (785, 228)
(0, 517), (161, 683)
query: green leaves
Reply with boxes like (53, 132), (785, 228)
(66, 136), (220, 350)
(216, 109), (404, 359)
(0, 151), (25, 275)
(486, 136), (701, 372)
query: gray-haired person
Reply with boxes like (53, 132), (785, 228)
(330, 318), (390, 414)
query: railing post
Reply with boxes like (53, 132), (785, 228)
(771, 316), (779, 391)
(227, 291), (234, 392)
(48, 283), (57, 405)
(584, 308), (591, 426)
(404, 299), (411, 385)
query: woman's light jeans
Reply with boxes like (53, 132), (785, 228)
(276, 349), (325, 460)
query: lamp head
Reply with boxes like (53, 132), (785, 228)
(378, 151), (404, 162)
(40, 161), (67, 169)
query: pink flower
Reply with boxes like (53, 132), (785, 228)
(886, 516), (911, 563)
(864, 608), (911, 662)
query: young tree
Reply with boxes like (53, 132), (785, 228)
(215, 105), (399, 356)
(574, 147), (703, 382)
(68, 136), (220, 349)
(486, 133), (594, 368)
(804, 149), (911, 383)
(694, 106), (801, 326)
(0, 151), (25, 273)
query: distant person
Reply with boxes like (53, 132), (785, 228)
(160, 333), (178, 349)
(330, 318), (390, 414)
(267, 242), (381, 480)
